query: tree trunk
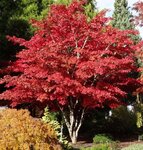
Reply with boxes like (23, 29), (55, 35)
(67, 112), (83, 144)
(58, 100), (85, 144)
(70, 130), (77, 144)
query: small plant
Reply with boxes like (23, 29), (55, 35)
(0, 109), (62, 150)
(42, 107), (69, 149)
(42, 107), (61, 136)
(121, 144), (143, 150)
(93, 134), (113, 144)
(91, 134), (119, 150)
(81, 142), (119, 150)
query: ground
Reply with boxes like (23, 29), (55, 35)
(71, 140), (143, 149)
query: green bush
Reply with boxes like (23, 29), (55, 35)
(81, 142), (119, 150)
(0, 109), (62, 150)
(121, 144), (143, 150)
(93, 134), (113, 144)
(91, 134), (119, 150)
(42, 107), (69, 149)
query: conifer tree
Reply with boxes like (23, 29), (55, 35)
(112, 0), (134, 30)
(84, 0), (97, 20)
(0, 0), (54, 62)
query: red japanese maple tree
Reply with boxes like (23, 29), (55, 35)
(0, 1), (141, 143)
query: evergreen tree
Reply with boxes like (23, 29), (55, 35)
(55, 0), (97, 20)
(0, 0), (54, 62)
(84, 0), (97, 20)
(112, 0), (134, 30)
(112, 0), (141, 50)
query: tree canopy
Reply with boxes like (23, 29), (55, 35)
(0, 0), (141, 144)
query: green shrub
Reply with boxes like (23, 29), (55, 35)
(42, 107), (61, 137)
(91, 134), (119, 150)
(93, 134), (113, 144)
(42, 107), (69, 149)
(121, 144), (143, 150)
(0, 109), (62, 150)
(81, 142), (119, 150)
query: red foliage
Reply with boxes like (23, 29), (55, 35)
(0, 1), (141, 109)
(133, 1), (143, 94)
(133, 1), (143, 26)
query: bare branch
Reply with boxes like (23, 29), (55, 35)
(76, 108), (85, 135)
(82, 36), (89, 49)
(75, 40), (78, 49)
(57, 103), (70, 128)
(105, 43), (112, 51)
(74, 99), (79, 109)
(91, 75), (97, 86)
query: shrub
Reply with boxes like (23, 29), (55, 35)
(121, 144), (143, 150)
(81, 142), (119, 150)
(0, 109), (62, 150)
(42, 107), (69, 149)
(93, 134), (113, 144)
(91, 134), (119, 150)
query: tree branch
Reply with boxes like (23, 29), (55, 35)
(76, 108), (85, 135)
(57, 103), (70, 129)
(82, 36), (89, 49)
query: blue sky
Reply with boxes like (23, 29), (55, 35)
(97, 0), (143, 37)
(97, 0), (137, 12)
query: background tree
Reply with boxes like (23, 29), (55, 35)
(113, 0), (141, 44)
(0, 0), (54, 62)
(112, 0), (134, 30)
(0, 1), (140, 144)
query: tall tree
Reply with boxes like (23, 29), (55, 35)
(0, 0), (54, 62)
(0, 1), (140, 143)
(112, 0), (134, 30)
(112, 0), (141, 45)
